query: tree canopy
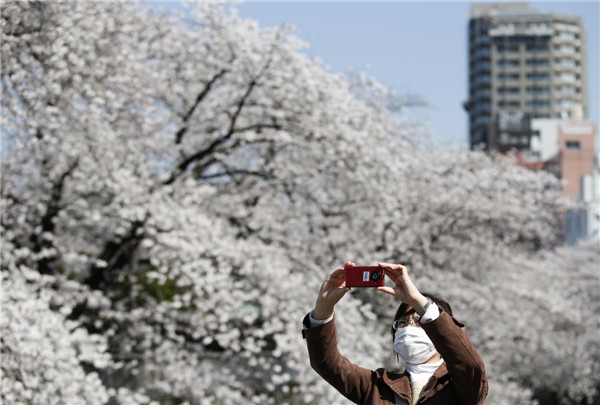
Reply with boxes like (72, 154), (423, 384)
(1, 2), (598, 404)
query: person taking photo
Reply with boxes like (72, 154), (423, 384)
(302, 262), (488, 405)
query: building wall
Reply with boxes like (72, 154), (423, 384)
(558, 122), (596, 200)
(565, 168), (599, 245)
(581, 169), (600, 240)
(530, 119), (559, 161)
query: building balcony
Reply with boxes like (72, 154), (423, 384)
(470, 36), (491, 48)
(471, 49), (491, 60)
(489, 23), (553, 37)
(470, 63), (492, 75)
(473, 103), (492, 113)
(553, 23), (581, 34)
(553, 37), (582, 47)
(472, 76), (492, 86)
(554, 75), (578, 84)
(552, 65), (583, 75)
(553, 87), (579, 98)
(470, 88), (492, 99)
(553, 56), (581, 67)
(474, 117), (491, 126)
(553, 47), (581, 57)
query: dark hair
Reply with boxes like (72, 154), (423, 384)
(389, 292), (453, 343)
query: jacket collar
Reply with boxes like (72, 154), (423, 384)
(383, 361), (448, 403)
(382, 370), (412, 403)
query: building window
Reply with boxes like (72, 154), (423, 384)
(526, 72), (550, 80)
(498, 86), (520, 94)
(499, 100), (521, 108)
(498, 59), (520, 67)
(474, 103), (491, 113)
(526, 58), (549, 66)
(498, 72), (520, 80)
(472, 62), (491, 73)
(526, 43), (549, 52)
(527, 86), (550, 94)
(565, 141), (580, 149)
(526, 100), (550, 108)
(496, 44), (520, 53)
(532, 130), (541, 138)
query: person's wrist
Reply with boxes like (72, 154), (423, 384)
(410, 294), (428, 314)
(313, 297), (333, 320)
(313, 309), (333, 320)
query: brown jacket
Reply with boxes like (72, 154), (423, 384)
(302, 310), (488, 405)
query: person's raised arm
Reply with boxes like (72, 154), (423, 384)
(312, 262), (353, 320)
(304, 263), (377, 404)
(376, 262), (429, 312)
(377, 262), (487, 405)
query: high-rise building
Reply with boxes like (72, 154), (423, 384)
(464, 3), (588, 151)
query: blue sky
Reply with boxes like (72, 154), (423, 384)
(149, 1), (599, 150)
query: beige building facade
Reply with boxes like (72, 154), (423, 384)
(557, 122), (597, 200)
(465, 3), (588, 151)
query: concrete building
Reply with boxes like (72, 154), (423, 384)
(557, 122), (597, 200)
(565, 167), (600, 245)
(519, 119), (597, 244)
(528, 120), (597, 200)
(580, 168), (600, 240)
(464, 3), (588, 151)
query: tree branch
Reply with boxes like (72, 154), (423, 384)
(175, 68), (228, 144)
(164, 78), (258, 185)
(31, 157), (79, 274)
(84, 217), (147, 290)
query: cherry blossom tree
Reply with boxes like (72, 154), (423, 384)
(1, 1), (597, 404)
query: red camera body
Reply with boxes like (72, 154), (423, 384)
(345, 266), (385, 288)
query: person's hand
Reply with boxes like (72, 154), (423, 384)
(313, 262), (354, 320)
(376, 263), (427, 312)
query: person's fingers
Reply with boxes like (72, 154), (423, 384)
(383, 269), (402, 285)
(380, 263), (409, 282)
(328, 268), (345, 280)
(322, 268), (346, 293)
(331, 286), (351, 303)
(378, 262), (402, 270)
(376, 286), (396, 296)
(384, 268), (401, 279)
(337, 286), (351, 296)
(343, 262), (355, 269)
(379, 262), (408, 274)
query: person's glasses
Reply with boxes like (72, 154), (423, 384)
(392, 310), (420, 330)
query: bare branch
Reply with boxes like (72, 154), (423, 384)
(175, 68), (228, 144)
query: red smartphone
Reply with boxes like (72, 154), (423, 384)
(345, 266), (385, 287)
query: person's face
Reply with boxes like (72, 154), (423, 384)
(392, 307), (422, 331)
